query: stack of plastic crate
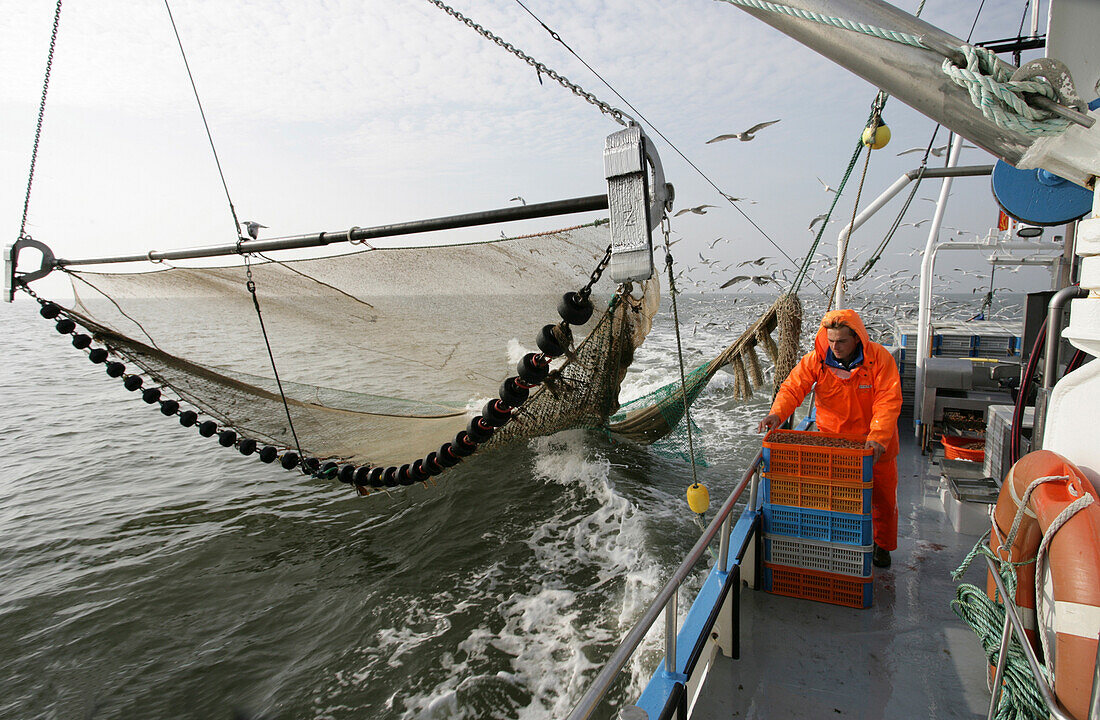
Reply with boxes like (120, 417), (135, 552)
(760, 429), (875, 609)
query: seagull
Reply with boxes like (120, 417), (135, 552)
(673, 204), (718, 217)
(706, 119), (780, 143)
(902, 219), (930, 228)
(719, 275), (752, 289)
(708, 237), (726, 249)
(896, 143), (977, 157)
(816, 177), (837, 194)
(737, 256), (770, 268)
(510, 196), (526, 205)
(808, 213), (830, 231)
(241, 221), (267, 240)
(721, 193), (757, 204)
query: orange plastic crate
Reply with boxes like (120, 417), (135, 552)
(764, 562), (873, 608)
(764, 474), (872, 515)
(763, 429), (873, 483)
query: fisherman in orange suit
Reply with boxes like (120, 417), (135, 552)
(757, 309), (903, 568)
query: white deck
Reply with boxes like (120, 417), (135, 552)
(690, 425), (994, 719)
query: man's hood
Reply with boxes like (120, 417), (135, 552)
(814, 308), (871, 360)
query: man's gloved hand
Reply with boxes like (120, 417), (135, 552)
(757, 414), (782, 434)
(865, 440), (885, 464)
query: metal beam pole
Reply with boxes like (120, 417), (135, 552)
(915, 135), (965, 427)
(54, 194), (610, 268)
(831, 164), (993, 308)
(727, 0), (1038, 165)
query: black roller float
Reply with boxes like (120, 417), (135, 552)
(397, 464), (414, 486)
(499, 377), (530, 407)
(141, 388), (161, 404)
(368, 466), (386, 487)
(517, 353), (549, 385)
(218, 429), (237, 447)
(179, 410), (198, 427)
(437, 443), (462, 467)
(452, 431), (478, 457)
(318, 460), (338, 479)
(238, 438), (258, 456)
(55, 318), (76, 335)
(467, 416), (494, 443)
(382, 466), (399, 487)
(198, 420), (218, 437)
(280, 452), (300, 470)
(105, 361), (125, 378)
(303, 457), (320, 474)
(481, 399), (512, 426)
(160, 399), (179, 416)
(338, 464), (357, 483)
(259, 446), (279, 463)
(71, 334), (91, 350)
(88, 348), (108, 364)
(123, 375), (143, 391)
(558, 291), (593, 325)
(354, 466), (372, 485)
(536, 323), (569, 357)
(410, 460), (430, 482)
(424, 452), (444, 476)
(39, 302), (61, 319)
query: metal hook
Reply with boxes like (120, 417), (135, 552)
(5, 236), (56, 302)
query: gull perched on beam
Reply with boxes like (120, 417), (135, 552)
(706, 119), (780, 143)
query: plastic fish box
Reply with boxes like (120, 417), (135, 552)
(762, 429), (873, 484)
(764, 563), (873, 609)
(762, 503), (872, 546)
(764, 534), (872, 577)
(762, 475), (872, 516)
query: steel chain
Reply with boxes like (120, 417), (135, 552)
(579, 244), (613, 298)
(424, 0), (629, 127)
(19, 0), (64, 241)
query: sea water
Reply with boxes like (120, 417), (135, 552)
(0, 290), (1012, 719)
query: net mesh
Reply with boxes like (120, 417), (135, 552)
(60, 223), (637, 468)
(47, 219), (801, 481)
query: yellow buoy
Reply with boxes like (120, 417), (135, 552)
(861, 121), (891, 150)
(686, 482), (710, 515)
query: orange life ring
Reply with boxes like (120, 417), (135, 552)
(988, 449), (1100, 719)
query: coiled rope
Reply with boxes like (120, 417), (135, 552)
(950, 475), (1095, 719)
(713, 0), (1072, 138)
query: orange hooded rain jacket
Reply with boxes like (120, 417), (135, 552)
(768, 308), (903, 549)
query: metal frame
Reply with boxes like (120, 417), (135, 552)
(982, 555), (1078, 720)
(566, 451), (764, 720)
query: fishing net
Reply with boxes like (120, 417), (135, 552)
(55, 223), (652, 472)
(40, 214), (802, 486)
(608, 293), (803, 463)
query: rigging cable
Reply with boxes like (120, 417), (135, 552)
(17, 0), (64, 245)
(163, 0), (306, 465)
(470, 0), (831, 297)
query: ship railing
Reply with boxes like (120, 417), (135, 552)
(983, 554), (1100, 720)
(565, 449), (765, 720)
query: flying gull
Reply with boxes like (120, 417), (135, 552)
(706, 119), (780, 143)
(673, 204), (718, 217)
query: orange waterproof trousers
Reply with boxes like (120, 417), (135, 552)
(872, 457), (898, 551)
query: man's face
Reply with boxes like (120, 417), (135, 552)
(826, 326), (859, 362)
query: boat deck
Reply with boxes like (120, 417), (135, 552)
(691, 424), (994, 719)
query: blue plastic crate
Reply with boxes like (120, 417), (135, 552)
(763, 503), (872, 546)
(764, 534), (872, 578)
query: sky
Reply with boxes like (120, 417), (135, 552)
(0, 0), (1068, 302)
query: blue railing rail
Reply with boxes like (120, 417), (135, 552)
(565, 449), (765, 720)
